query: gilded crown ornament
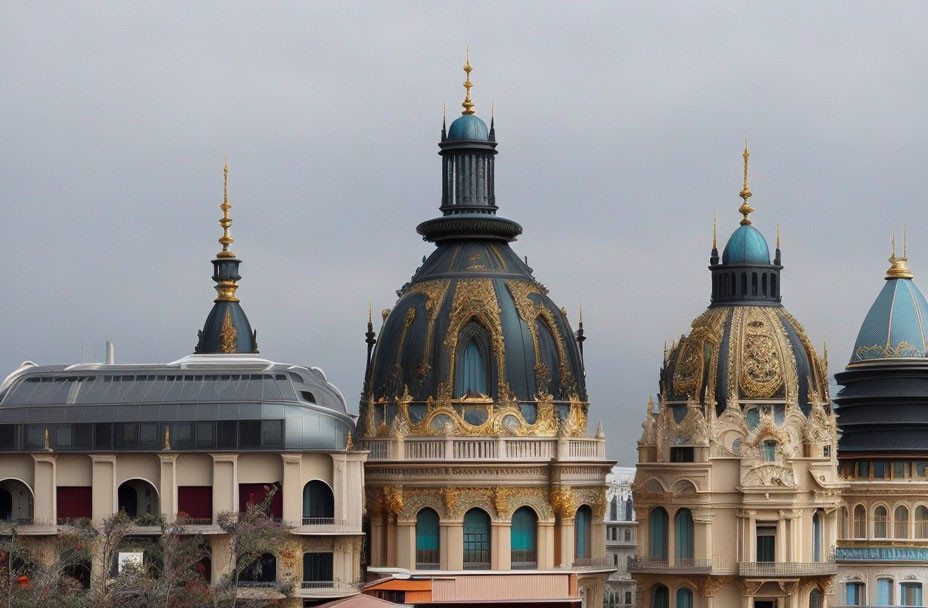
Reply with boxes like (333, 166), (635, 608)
(739, 141), (754, 225)
(886, 227), (915, 279)
(218, 160), (235, 258)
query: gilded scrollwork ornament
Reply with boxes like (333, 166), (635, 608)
(383, 487), (404, 516)
(549, 486), (577, 519)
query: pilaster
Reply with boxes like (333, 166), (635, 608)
(210, 453), (238, 520)
(90, 455), (116, 523)
(281, 454), (302, 523)
(158, 453), (178, 522)
(492, 521), (510, 570)
(32, 453), (56, 524)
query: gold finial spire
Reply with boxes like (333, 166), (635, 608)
(712, 210), (717, 248)
(368, 299), (373, 324)
(578, 297), (584, 324)
(217, 159), (235, 258)
(461, 47), (475, 115)
(904, 225), (908, 258)
(776, 224), (781, 249)
(738, 140), (754, 225)
(887, 227), (915, 279)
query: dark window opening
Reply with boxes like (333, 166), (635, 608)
(670, 447), (694, 462)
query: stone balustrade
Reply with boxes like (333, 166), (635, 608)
(362, 435), (606, 462)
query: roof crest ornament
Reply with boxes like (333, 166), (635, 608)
(739, 140), (754, 226)
(217, 159), (235, 258)
(461, 47), (475, 115)
(886, 226), (915, 279)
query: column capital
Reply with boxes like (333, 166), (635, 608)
(158, 453), (178, 465)
(210, 453), (238, 464)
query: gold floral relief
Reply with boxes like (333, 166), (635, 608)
(739, 308), (784, 398)
(549, 486), (577, 518)
(505, 280), (577, 396)
(779, 308), (827, 396)
(219, 309), (237, 353)
(672, 338), (703, 396)
(408, 280), (451, 379)
(444, 279), (506, 395)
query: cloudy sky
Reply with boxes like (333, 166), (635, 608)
(3, 2), (927, 463)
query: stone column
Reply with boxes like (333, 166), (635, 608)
(281, 454), (302, 524)
(158, 453), (177, 522)
(776, 517), (786, 562)
(746, 510), (756, 562)
(667, 514), (676, 566)
(592, 518), (606, 561)
(396, 521), (416, 570)
(210, 454), (238, 520)
(447, 521), (464, 570)
(538, 521), (555, 569)
(32, 454), (56, 524)
(559, 518), (575, 567)
(439, 522), (451, 570)
(492, 521), (510, 570)
(370, 516), (384, 567)
(386, 516), (397, 566)
(91, 455), (116, 523)
(211, 535), (232, 584)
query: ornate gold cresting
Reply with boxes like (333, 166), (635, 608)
(886, 227), (915, 279)
(218, 160), (235, 258)
(219, 308), (238, 353)
(739, 141), (754, 226)
(461, 47), (475, 115)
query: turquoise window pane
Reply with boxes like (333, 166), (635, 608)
(459, 340), (487, 396)
(675, 509), (694, 560)
(676, 589), (693, 608)
(653, 586), (669, 608)
(649, 508), (668, 560)
(575, 506), (592, 559)
(878, 579), (893, 605)
(463, 509), (490, 568)
(416, 508), (440, 569)
(511, 507), (537, 568)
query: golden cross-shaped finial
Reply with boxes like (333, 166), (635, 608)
(217, 159), (235, 258)
(461, 47), (475, 115)
(739, 140), (754, 226)
(892, 229), (897, 259)
(886, 227), (915, 279)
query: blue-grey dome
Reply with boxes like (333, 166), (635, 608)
(722, 224), (770, 265)
(850, 276), (928, 363)
(447, 114), (489, 141)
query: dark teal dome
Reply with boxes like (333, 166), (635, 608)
(722, 224), (770, 265)
(447, 114), (489, 141)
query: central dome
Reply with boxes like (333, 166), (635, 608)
(447, 114), (489, 141)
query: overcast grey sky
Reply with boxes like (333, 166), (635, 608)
(3, 2), (927, 464)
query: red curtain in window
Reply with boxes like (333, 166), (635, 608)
(238, 483), (282, 519)
(178, 486), (213, 521)
(57, 487), (92, 521)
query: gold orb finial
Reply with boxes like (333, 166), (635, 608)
(217, 159), (235, 258)
(738, 140), (754, 226)
(461, 47), (475, 115)
(886, 227), (915, 279)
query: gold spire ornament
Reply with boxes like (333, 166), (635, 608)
(712, 210), (717, 248)
(461, 47), (475, 115)
(777, 224), (781, 249)
(219, 308), (238, 352)
(739, 141), (754, 225)
(886, 228), (915, 279)
(218, 160), (235, 258)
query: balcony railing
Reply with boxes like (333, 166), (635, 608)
(572, 557), (615, 569)
(737, 561), (837, 576)
(175, 516), (213, 525)
(300, 581), (361, 591)
(363, 435), (606, 462)
(237, 581), (277, 588)
(627, 556), (712, 572)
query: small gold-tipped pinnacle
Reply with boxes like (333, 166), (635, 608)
(217, 159), (235, 258)
(461, 47), (475, 115)
(739, 140), (754, 226)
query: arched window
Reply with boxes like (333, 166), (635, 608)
(239, 553), (276, 586)
(117, 479), (158, 520)
(511, 507), (538, 569)
(877, 577), (893, 605)
(652, 584), (669, 608)
(463, 508), (490, 569)
(575, 505), (592, 560)
(762, 273), (768, 296)
(752, 273), (758, 295)
(846, 581), (865, 606)
(809, 588), (824, 608)
(676, 588), (693, 608)
(895, 505), (909, 539)
(854, 504), (867, 538)
(415, 508), (440, 570)
(649, 508), (669, 561)
(916, 505), (928, 538)
(610, 497), (618, 521)
(302, 481), (334, 525)
(741, 273), (747, 296)
(812, 511), (822, 561)
(874, 506), (888, 538)
(674, 509), (694, 561)
(771, 275), (777, 298)
(455, 322), (491, 397)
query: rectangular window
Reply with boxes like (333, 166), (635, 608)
(24, 425), (45, 450)
(56, 487), (92, 523)
(846, 582), (865, 606)
(261, 420), (282, 447)
(756, 524), (776, 562)
(917, 462), (928, 478)
(139, 422), (159, 448)
(873, 461), (885, 478)
(217, 421), (236, 449)
(761, 441), (777, 462)
(670, 447), (694, 462)
(901, 582), (923, 606)
(177, 486), (213, 523)
(877, 578), (893, 605)
(56, 425), (72, 448)
(857, 461), (870, 478)
(73, 423), (92, 449)
(114, 423), (138, 448)
(196, 422), (214, 448)
(239, 421), (261, 448)
(168, 423), (193, 449)
(895, 461), (907, 479)
(823, 445), (831, 458)
(0, 425), (16, 451)
(302, 552), (333, 583)
(94, 422), (113, 449)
